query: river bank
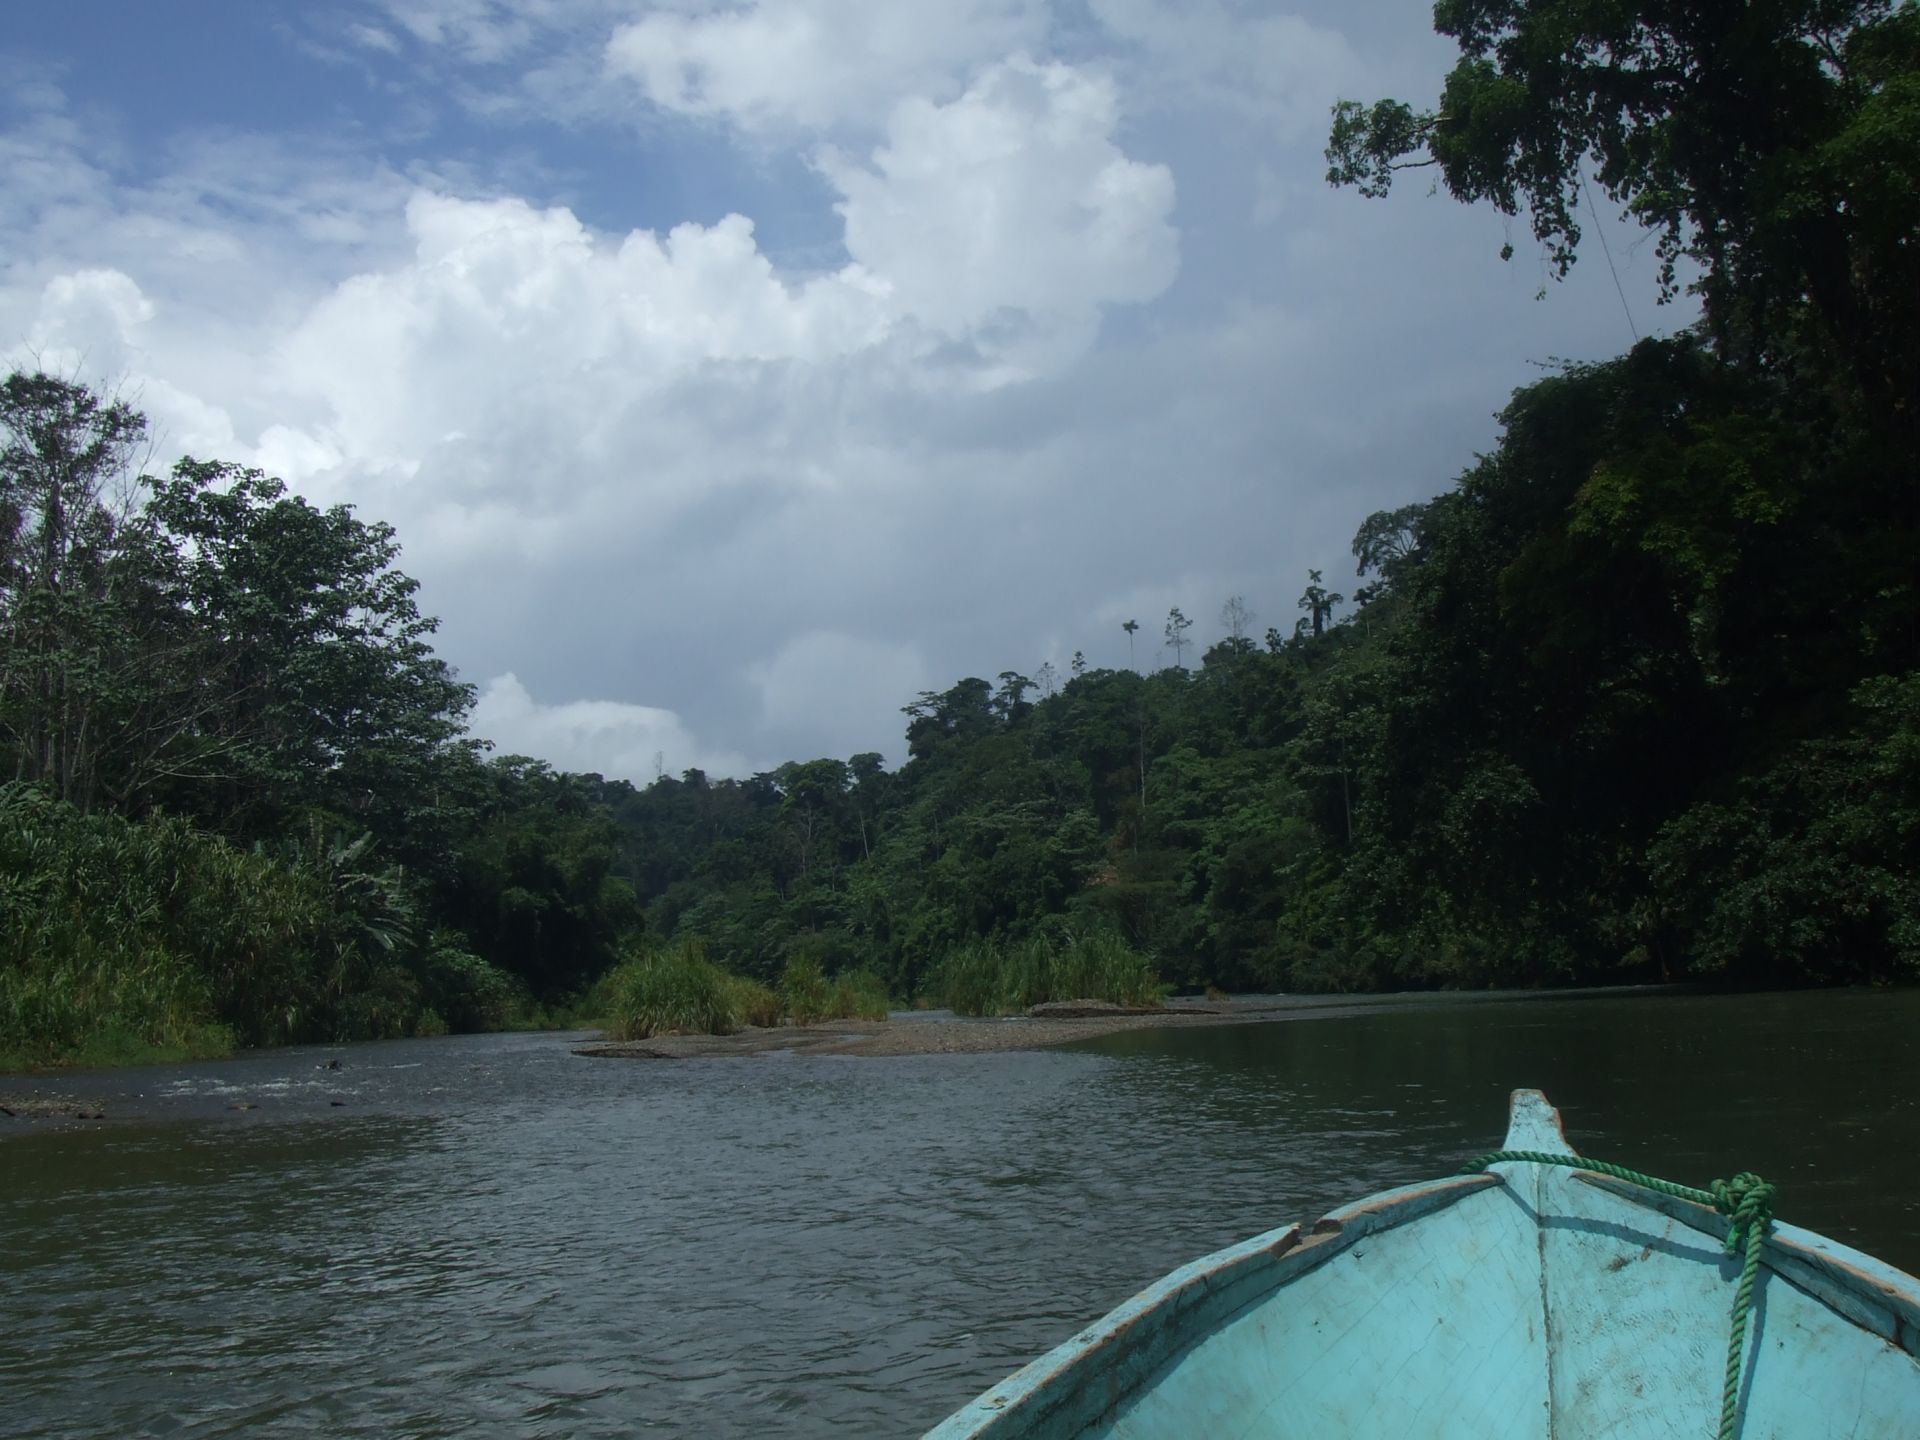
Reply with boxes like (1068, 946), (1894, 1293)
(2, 985), (1686, 1132)
(573, 999), (1241, 1059)
(571, 984), (1690, 1060)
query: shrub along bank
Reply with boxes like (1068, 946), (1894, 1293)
(0, 785), (532, 1070)
(594, 938), (896, 1040)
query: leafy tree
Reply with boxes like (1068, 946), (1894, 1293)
(778, 757), (851, 889)
(439, 757), (640, 997)
(1163, 606), (1193, 668)
(1122, 619), (1140, 671)
(1296, 570), (1344, 639)
(142, 458), (478, 854)
(1640, 674), (1920, 981)
(0, 373), (154, 809)
(993, 671), (1036, 724)
(1220, 594), (1255, 645)
(1326, 0), (1920, 426)
(1351, 503), (1427, 604)
(903, 678), (995, 761)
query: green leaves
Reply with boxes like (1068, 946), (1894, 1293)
(1328, 0), (1920, 422)
(1325, 98), (1438, 197)
(141, 457), (475, 845)
(1643, 675), (1920, 980)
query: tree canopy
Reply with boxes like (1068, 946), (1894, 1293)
(1327, 0), (1920, 427)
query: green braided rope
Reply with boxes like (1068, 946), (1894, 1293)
(1459, 1150), (1775, 1440)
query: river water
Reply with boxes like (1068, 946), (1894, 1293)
(3, 989), (1916, 1438)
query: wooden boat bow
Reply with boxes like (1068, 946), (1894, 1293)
(926, 1088), (1920, 1439)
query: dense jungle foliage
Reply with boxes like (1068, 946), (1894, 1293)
(4, 0), (1914, 1065)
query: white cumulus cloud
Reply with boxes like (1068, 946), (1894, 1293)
(1089, 0), (1363, 137)
(606, 0), (1048, 133)
(26, 268), (154, 375)
(470, 672), (752, 782)
(749, 631), (932, 764)
(0, 8), (1691, 784)
(821, 57), (1178, 373)
(258, 59), (1176, 511)
(269, 192), (888, 488)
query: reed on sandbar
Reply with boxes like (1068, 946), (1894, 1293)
(826, 967), (891, 1021)
(593, 938), (896, 1038)
(930, 931), (1162, 1016)
(781, 954), (832, 1025)
(727, 975), (783, 1029)
(599, 938), (741, 1040)
(781, 956), (891, 1024)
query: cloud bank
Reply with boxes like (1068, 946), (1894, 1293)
(2, 2), (1689, 782)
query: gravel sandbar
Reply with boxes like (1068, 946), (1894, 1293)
(571, 1000), (1276, 1060)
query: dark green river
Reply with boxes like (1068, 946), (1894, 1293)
(3, 989), (1916, 1437)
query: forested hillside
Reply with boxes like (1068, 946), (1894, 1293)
(610, 0), (1920, 995)
(606, 348), (1917, 996)
(4, 0), (1914, 1065)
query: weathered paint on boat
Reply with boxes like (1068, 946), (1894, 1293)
(926, 1089), (1920, 1439)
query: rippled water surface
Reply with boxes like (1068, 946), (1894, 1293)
(4, 989), (1917, 1437)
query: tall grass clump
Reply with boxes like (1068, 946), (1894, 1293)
(1052, 930), (1162, 1008)
(727, 974), (783, 1028)
(599, 938), (739, 1040)
(931, 931), (1162, 1016)
(781, 954), (831, 1025)
(827, 968), (891, 1021)
(932, 936), (1053, 1015)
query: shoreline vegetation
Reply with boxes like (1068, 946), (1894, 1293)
(578, 996), (1253, 1061)
(592, 930), (1168, 1045)
(574, 979), (1707, 1062)
(0, 986), (1690, 1132)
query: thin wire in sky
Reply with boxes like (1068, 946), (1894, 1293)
(1583, 164), (1638, 342)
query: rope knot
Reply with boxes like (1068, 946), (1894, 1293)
(1709, 1172), (1776, 1254)
(1457, 1147), (1777, 1439)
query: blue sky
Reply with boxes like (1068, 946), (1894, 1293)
(2, 1), (1689, 780)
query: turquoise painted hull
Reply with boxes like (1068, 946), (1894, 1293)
(926, 1090), (1920, 1439)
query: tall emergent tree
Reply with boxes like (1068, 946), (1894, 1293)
(1351, 503), (1425, 605)
(1220, 595), (1255, 646)
(1164, 607), (1193, 668)
(0, 373), (150, 808)
(1296, 570), (1343, 639)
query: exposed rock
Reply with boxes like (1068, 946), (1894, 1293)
(1027, 999), (1181, 1020)
(573, 1042), (680, 1060)
(0, 1093), (94, 1121)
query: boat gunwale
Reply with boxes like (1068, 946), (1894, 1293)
(1575, 1173), (1920, 1359)
(922, 1170), (1504, 1438)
